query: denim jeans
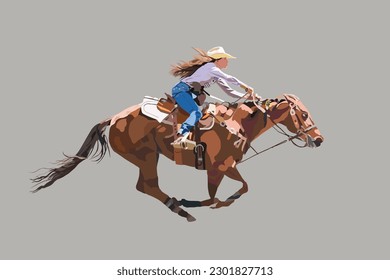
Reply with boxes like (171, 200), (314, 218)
(172, 81), (203, 135)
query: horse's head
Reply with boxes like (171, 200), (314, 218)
(273, 94), (324, 147)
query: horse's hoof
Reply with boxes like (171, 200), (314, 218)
(210, 198), (221, 208)
(211, 200), (234, 209)
(187, 215), (196, 222)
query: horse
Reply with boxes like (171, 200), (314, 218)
(32, 94), (324, 222)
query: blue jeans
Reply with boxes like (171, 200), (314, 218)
(172, 82), (203, 135)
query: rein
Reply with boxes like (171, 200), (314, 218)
(238, 133), (302, 164)
(238, 124), (317, 165)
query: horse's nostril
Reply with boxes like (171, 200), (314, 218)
(314, 138), (323, 147)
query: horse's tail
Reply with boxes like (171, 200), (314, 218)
(31, 119), (111, 193)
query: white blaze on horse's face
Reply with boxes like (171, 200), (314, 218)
(283, 95), (324, 147)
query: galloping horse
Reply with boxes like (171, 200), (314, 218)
(32, 94), (324, 222)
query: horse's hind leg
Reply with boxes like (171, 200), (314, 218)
(119, 152), (196, 222)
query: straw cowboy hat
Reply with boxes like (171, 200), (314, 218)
(207, 46), (236, 59)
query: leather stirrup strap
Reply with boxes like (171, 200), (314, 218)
(194, 125), (206, 170)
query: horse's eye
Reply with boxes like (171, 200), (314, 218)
(302, 112), (308, 120)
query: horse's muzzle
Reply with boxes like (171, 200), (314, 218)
(314, 137), (323, 147)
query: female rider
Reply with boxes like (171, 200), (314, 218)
(170, 46), (255, 144)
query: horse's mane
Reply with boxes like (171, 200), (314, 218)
(221, 98), (285, 111)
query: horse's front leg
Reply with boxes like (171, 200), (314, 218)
(211, 166), (248, 209)
(179, 168), (224, 208)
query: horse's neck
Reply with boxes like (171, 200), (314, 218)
(211, 100), (290, 146)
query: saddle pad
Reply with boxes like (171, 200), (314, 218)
(140, 96), (169, 123)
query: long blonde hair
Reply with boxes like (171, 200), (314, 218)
(170, 48), (215, 78)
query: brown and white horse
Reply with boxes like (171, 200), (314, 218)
(32, 94), (324, 222)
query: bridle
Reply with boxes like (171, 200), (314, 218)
(278, 94), (318, 148)
(238, 94), (318, 164)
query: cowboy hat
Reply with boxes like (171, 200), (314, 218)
(207, 46), (236, 59)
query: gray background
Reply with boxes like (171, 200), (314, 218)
(1, 0), (389, 259)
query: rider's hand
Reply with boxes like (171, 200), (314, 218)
(254, 93), (262, 100)
(245, 86), (254, 94)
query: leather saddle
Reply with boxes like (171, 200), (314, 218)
(157, 93), (210, 170)
(157, 93), (211, 124)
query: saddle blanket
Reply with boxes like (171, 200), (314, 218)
(140, 96), (170, 123)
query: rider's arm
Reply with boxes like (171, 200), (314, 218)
(210, 66), (252, 96)
(215, 78), (245, 98)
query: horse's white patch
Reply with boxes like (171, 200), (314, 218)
(110, 104), (141, 127)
